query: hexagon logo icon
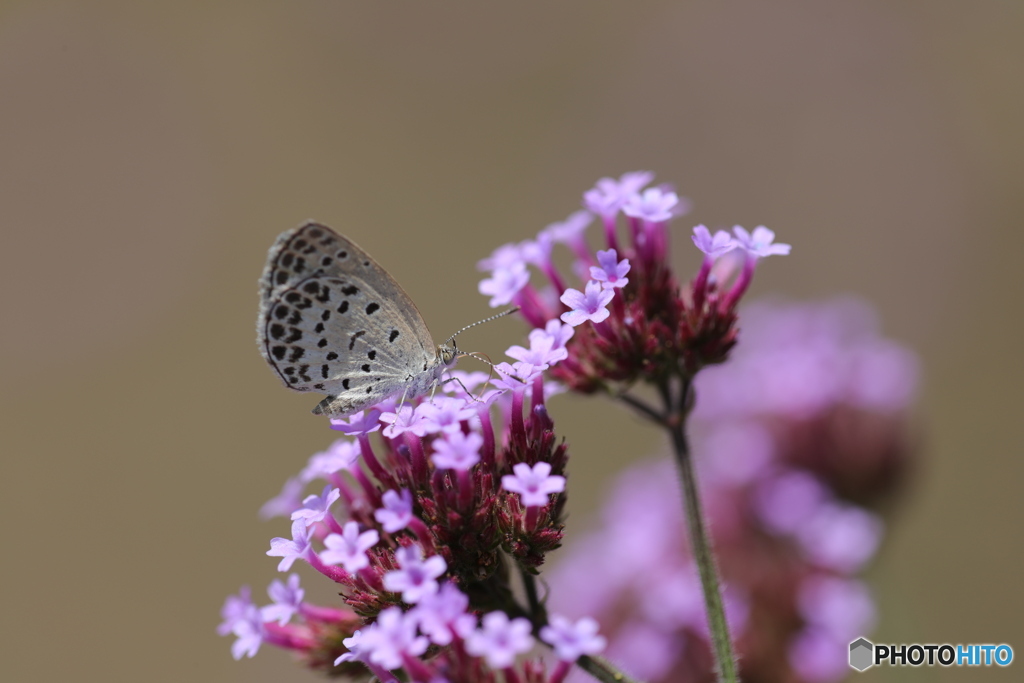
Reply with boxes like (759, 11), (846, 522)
(849, 637), (874, 671)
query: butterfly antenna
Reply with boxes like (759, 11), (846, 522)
(444, 307), (520, 346)
(459, 351), (527, 385)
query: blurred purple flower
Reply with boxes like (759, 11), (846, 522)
(261, 573), (304, 626)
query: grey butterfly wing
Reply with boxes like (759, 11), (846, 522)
(257, 223), (437, 415)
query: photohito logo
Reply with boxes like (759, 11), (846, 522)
(849, 638), (1013, 671)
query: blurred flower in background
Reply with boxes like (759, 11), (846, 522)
(548, 298), (918, 682)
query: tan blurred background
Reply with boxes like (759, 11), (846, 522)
(1, 1), (1021, 681)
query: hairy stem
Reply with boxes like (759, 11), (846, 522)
(666, 379), (738, 682)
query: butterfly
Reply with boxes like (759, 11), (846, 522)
(257, 222), (513, 418)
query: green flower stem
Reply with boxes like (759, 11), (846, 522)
(666, 379), (739, 683)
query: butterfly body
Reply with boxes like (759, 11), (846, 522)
(257, 222), (457, 418)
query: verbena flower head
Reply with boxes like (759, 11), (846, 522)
(222, 309), (583, 677)
(476, 172), (790, 393)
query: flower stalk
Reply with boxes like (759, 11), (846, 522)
(667, 380), (738, 683)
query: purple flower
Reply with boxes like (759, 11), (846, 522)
(540, 614), (607, 661)
(788, 628), (850, 683)
(520, 233), (554, 267)
(290, 485), (341, 526)
(582, 179), (625, 218)
(797, 503), (883, 572)
(604, 622), (680, 680)
(411, 582), (473, 646)
(374, 488), (415, 533)
(541, 210), (593, 244)
(479, 264), (530, 307)
(321, 522), (380, 573)
(506, 329), (568, 368)
(797, 576), (875, 639)
(698, 422), (774, 487)
(330, 408), (382, 435)
(300, 439), (359, 483)
(342, 606), (429, 670)
(560, 281), (614, 327)
(490, 361), (542, 392)
(379, 405), (430, 439)
(260, 573), (304, 625)
(582, 171), (654, 217)
(732, 225), (791, 257)
(464, 611), (535, 669)
(534, 319), (574, 350)
(259, 478), (304, 520)
(267, 519), (313, 572)
(217, 586), (253, 636)
(617, 170), (656, 195)
(230, 605), (265, 660)
(847, 340), (920, 410)
(589, 249), (631, 289)
(383, 545), (447, 604)
(478, 242), (526, 272)
(752, 470), (829, 535)
(691, 225), (739, 259)
(431, 430), (483, 472)
(418, 396), (476, 435)
(444, 370), (492, 397)
(501, 462), (566, 507)
(623, 187), (678, 223)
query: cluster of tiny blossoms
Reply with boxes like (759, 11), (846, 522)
(221, 292), (616, 678)
(547, 299), (919, 683)
(478, 171), (790, 391)
(223, 172), (797, 682)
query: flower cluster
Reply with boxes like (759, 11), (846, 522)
(222, 308), (617, 679)
(546, 299), (918, 682)
(223, 172), (918, 683)
(477, 171), (790, 392)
